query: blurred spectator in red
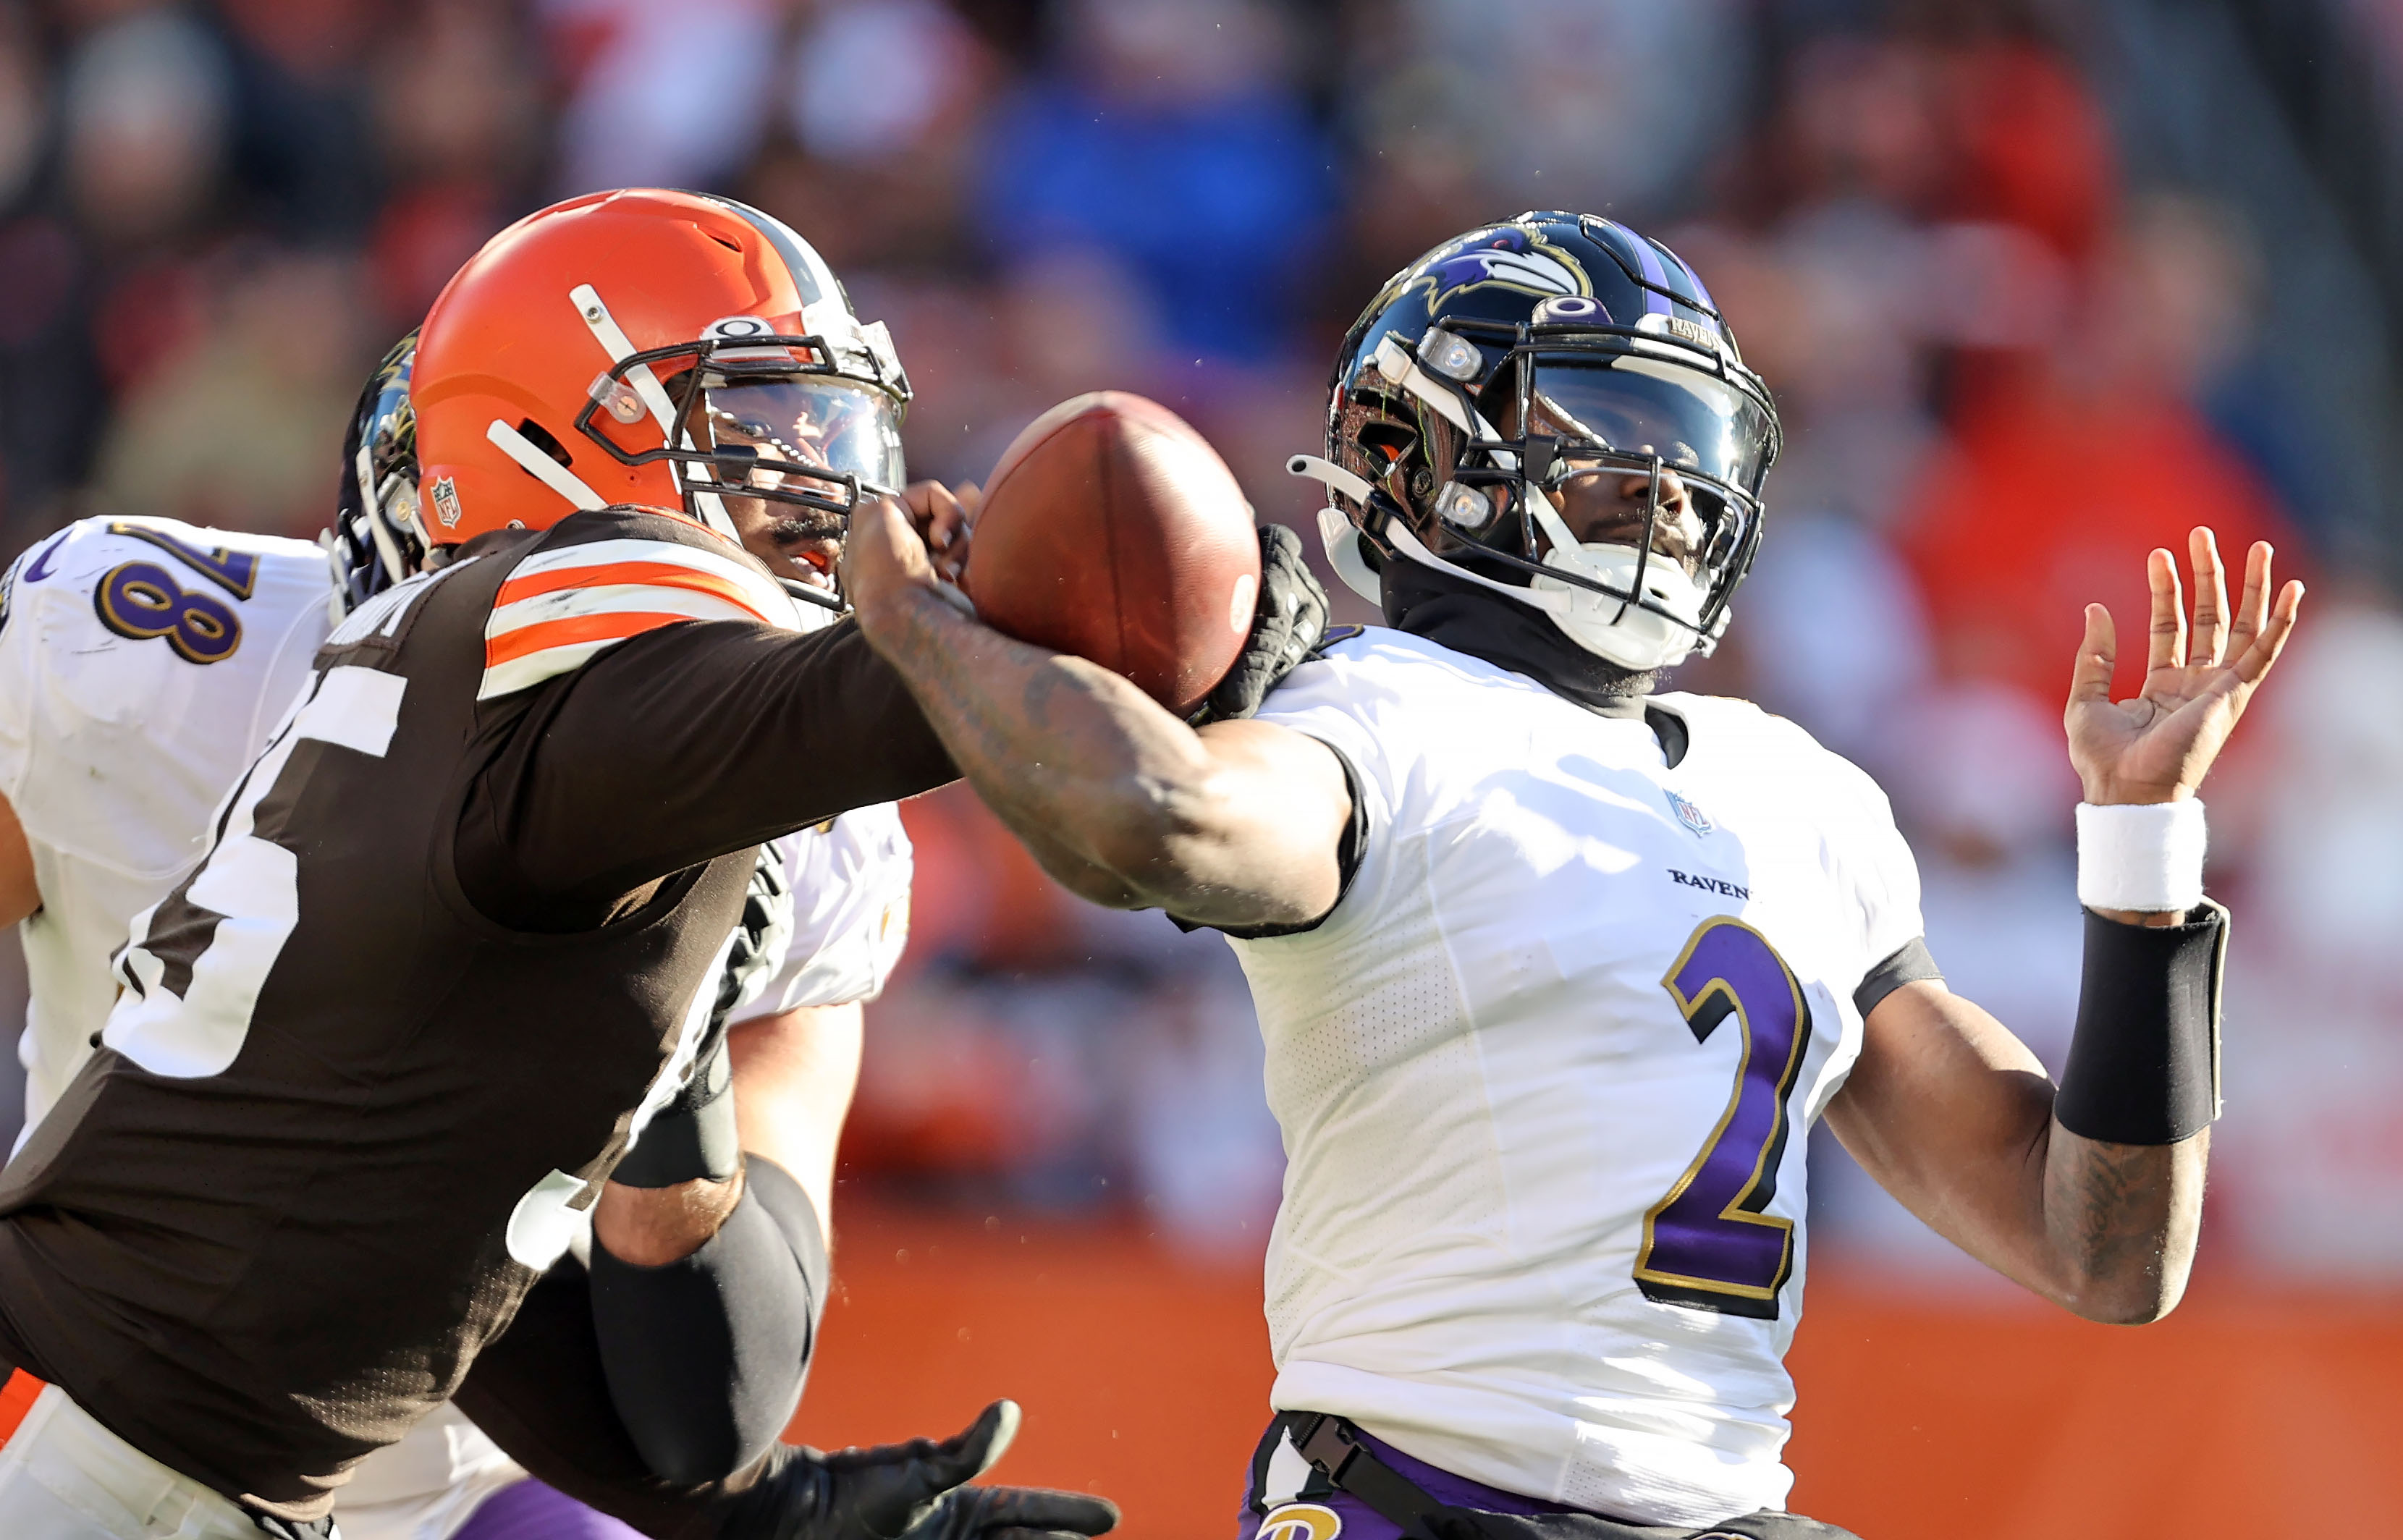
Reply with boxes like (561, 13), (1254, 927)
(366, 0), (541, 331)
(1899, 190), (2297, 706)
(977, 0), (1334, 365)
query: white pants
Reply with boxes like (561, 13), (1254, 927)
(0, 1381), (264, 1539)
(334, 1405), (526, 1540)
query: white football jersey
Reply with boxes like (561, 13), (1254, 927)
(1231, 630), (1925, 1528)
(0, 516), (332, 1129)
(733, 805), (914, 1023)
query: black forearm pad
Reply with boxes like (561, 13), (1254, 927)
(613, 1035), (741, 1188)
(2055, 900), (2228, 1146)
(589, 1156), (829, 1486)
(454, 1262), (794, 1540)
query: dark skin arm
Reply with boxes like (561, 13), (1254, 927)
(1830, 530), (2300, 1324)
(845, 492), (1351, 928)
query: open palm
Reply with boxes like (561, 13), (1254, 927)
(2065, 528), (2305, 807)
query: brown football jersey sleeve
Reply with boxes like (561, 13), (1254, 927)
(455, 616), (955, 933)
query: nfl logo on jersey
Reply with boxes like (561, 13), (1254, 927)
(1666, 789), (1714, 837)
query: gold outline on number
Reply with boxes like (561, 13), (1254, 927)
(1632, 915), (1811, 1306)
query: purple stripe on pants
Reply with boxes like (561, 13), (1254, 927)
(1235, 1423), (1585, 1540)
(451, 1479), (645, 1540)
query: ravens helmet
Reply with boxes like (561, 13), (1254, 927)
(1291, 212), (1781, 671)
(326, 329), (426, 617)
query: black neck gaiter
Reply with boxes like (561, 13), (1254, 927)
(1380, 559), (1689, 764)
(1381, 559), (1656, 717)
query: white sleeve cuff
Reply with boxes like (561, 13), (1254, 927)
(2076, 800), (2208, 913)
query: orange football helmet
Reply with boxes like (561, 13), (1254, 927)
(410, 187), (910, 546)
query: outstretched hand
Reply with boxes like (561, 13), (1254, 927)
(2065, 527), (2303, 807)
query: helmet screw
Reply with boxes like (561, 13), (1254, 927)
(1435, 481), (1494, 531)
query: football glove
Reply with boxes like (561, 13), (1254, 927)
(1192, 522), (1330, 725)
(714, 1400), (1118, 1540)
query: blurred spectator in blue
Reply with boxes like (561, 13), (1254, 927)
(743, 0), (999, 276)
(214, 0), (378, 244)
(977, 0), (1335, 366)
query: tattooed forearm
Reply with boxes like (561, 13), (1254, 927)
(2039, 1122), (2208, 1324)
(868, 587), (1187, 905)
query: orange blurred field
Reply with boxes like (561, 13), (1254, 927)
(793, 1203), (2403, 1540)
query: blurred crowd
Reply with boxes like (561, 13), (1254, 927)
(0, 0), (2397, 1282)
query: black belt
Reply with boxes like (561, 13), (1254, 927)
(1289, 1412), (1455, 1540)
(1280, 1413), (1855, 1540)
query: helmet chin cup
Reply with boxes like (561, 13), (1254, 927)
(1288, 454), (1386, 604)
(1317, 507), (1383, 603)
(1529, 543), (1704, 672)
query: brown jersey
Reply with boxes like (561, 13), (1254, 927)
(0, 507), (953, 1520)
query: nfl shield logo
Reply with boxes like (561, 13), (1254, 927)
(1666, 789), (1714, 837)
(428, 474), (464, 529)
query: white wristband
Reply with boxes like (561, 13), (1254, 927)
(2076, 800), (2208, 913)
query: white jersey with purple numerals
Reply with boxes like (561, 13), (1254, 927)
(1227, 628), (1925, 1529)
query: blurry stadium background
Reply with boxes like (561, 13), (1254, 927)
(1, 1), (2400, 1534)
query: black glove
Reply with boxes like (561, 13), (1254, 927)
(1192, 522), (1330, 724)
(714, 1400), (1118, 1540)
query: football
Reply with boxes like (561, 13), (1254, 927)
(965, 391), (1261, 716)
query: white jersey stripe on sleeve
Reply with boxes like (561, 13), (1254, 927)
(501, 537), (790, 619)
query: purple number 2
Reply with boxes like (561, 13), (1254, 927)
(1634, 918), (1812, 1320)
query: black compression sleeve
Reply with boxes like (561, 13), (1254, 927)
(588, 1156), (829, 1486)
(2053, 902), (2227, 1146)
(612, 1032), (741, 1188)
(453, 1263), (777, 1540)
(459, 617), (956, 930)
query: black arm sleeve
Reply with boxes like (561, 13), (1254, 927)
(458, 617), (956, 931)
(453, 1261), (770, 1540)
(588, 1157), (829, 1486)
(2053, 902), (2226, 1146)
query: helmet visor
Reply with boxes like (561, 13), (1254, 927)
(698, 378), (906, 498)
(1521, 353), (1774, 497)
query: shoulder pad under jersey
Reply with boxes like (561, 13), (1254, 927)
(477, 507), (806, 701)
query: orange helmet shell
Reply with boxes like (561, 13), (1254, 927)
(411, 188), (904, 545)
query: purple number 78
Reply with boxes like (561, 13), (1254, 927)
(1633, 917), (1814, 1320)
